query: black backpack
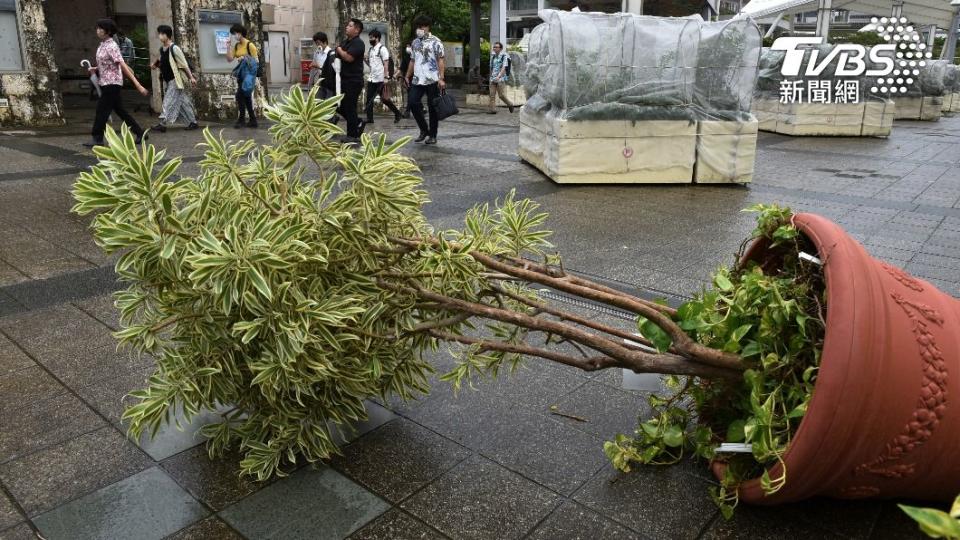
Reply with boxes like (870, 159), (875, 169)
(159, 44), (197, 74)
(320, 50), (336, 89)
(387, 56), (395, 78)
(505, 55), (512, 77)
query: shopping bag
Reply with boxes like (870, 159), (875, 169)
(431, 91), (459, 121)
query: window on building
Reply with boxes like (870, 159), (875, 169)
(0, 0), (25, 71)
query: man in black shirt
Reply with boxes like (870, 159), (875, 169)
(336, 18), (366, 142)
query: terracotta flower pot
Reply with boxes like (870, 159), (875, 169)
(713, 212), (960, 504)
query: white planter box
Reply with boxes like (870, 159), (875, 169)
(861, 99), (894, 137)
(952, 92), (960, 113)
(752, 97), (890, 137)
(694, 118), (757, 184)
(465, 86), (527, 108)
(519, 111), (697, 184)
(893, 95), (943, 121)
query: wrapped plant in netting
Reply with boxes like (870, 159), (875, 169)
(518, 9), (761, 184)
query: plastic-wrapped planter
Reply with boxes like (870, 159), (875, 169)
(518, 10), (761, 184)
(751, 46), (893, 137)
(941, 64), (960, 114)
(892, 59), (947, 121)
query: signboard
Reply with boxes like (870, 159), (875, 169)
(443, 42), (463, 69)
(215, 30), (231, 55)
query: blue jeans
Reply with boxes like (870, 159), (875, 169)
(235, 82), (255, 122)
(408, 83), (439, 138)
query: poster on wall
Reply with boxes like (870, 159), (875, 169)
(215, 30), (231, 54)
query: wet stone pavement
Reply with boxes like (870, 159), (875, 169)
(1, 98), (958, 539)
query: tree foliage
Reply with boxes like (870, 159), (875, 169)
(73, 87), (826, 519)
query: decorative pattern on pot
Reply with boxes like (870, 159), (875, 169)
(728, 213), (960, 505)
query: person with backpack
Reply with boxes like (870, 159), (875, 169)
(405, 15), (446, 145)
(225, 23), (259, 128)
(363, 29), (402, 125)
(82, 18), (150, 148)
(150, 25), (199, 132)
(488, 41), (515, 114)
(309, 32), (339, 124)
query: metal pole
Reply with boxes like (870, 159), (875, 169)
(927, 25), (937, 48)
(891, 0), (904, 19)
(815, 0), (833, 39)
(944, 8), (960, 63)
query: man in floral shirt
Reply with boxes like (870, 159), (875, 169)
(404, 15), (445, 145)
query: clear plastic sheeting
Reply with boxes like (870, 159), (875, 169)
(519, 10), (762, 184)
(942, 64), (960, 114)
(892, 58), (947, 120)
(752, 46), (894, 137)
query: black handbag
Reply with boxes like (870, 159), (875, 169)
(431, 91), (459, 121)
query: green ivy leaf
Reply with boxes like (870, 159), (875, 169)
(899, 504), (960, 539)
(637, 316), (673, 353)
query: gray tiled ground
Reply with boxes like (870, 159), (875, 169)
(0, 102), (957, 539)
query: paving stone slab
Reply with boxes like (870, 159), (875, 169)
(160, 446), (265, 512)
(701, 506), (846, 540)
(573, 463), (717, 539)
(134, 404), (233, 461)
(527, 501), (643, 540)
(331, 418), (471, 503)
(0, 492), (23, 532)
(0, 523), (37, 540)
(0, 392), (105, 464)
(219, 466), (389, 540)
(75, 364), (154, 426)
(869, 502), (927, 539)
(403, 388), (608, 495)
(0, 365), (66, 415)
(549, 380), (652, 441)
(349, 509), (447, 540)
(331, 401), (399, 445)
(32, 467), (208, 540)
(72, 294), (121, 330)
(401, 455), (559, 540)
(0, 427), (151, 516)
(165, 517), (244, 540)
(0, 333), (35, 375)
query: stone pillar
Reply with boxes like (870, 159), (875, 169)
(622, 0), (642, 14)
(146, 0), (173, 114)
(814, 0), (832, 40)
(944, 8), (960, 62)
(926, 25), (937, 48)
(470, 0), (481, 72)
(891, 1), (904, 19)
(490, 0), (506, 46)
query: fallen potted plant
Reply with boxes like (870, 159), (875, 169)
(71, 86), (959, 516)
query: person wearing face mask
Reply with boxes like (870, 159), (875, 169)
(335, 18), (366, 143)
(225, 23), (259, 128)
(363, 30), (402, 125)
(404, 15), (445, 145)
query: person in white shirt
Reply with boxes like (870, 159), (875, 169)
(364, 29), (402, 124)
(309, 32), (339, 124)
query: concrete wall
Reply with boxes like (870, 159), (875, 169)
(0, 0), (65, 126)
(263, 0), (313, 84)
(169, 0), (266, 120)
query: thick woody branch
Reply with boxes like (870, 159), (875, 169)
(427, 329), (623, 372)
(467, 251), (742, 372)
(380, 279), (741, 380)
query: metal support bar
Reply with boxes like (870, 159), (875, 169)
(944, 7), (960, 62)
(815, 0), (833, 39)
(891, 0), (904, 19)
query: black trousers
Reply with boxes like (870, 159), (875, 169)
(409, 83), (439, 138)
(339, 79), (363, 137)
(235, 82), (255, 122)
(91, 84), (144, 142)
(319, 86), (340, 123)
(364, 81), (401, 122)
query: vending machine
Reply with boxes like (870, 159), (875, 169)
(300, 38), (316, 85)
